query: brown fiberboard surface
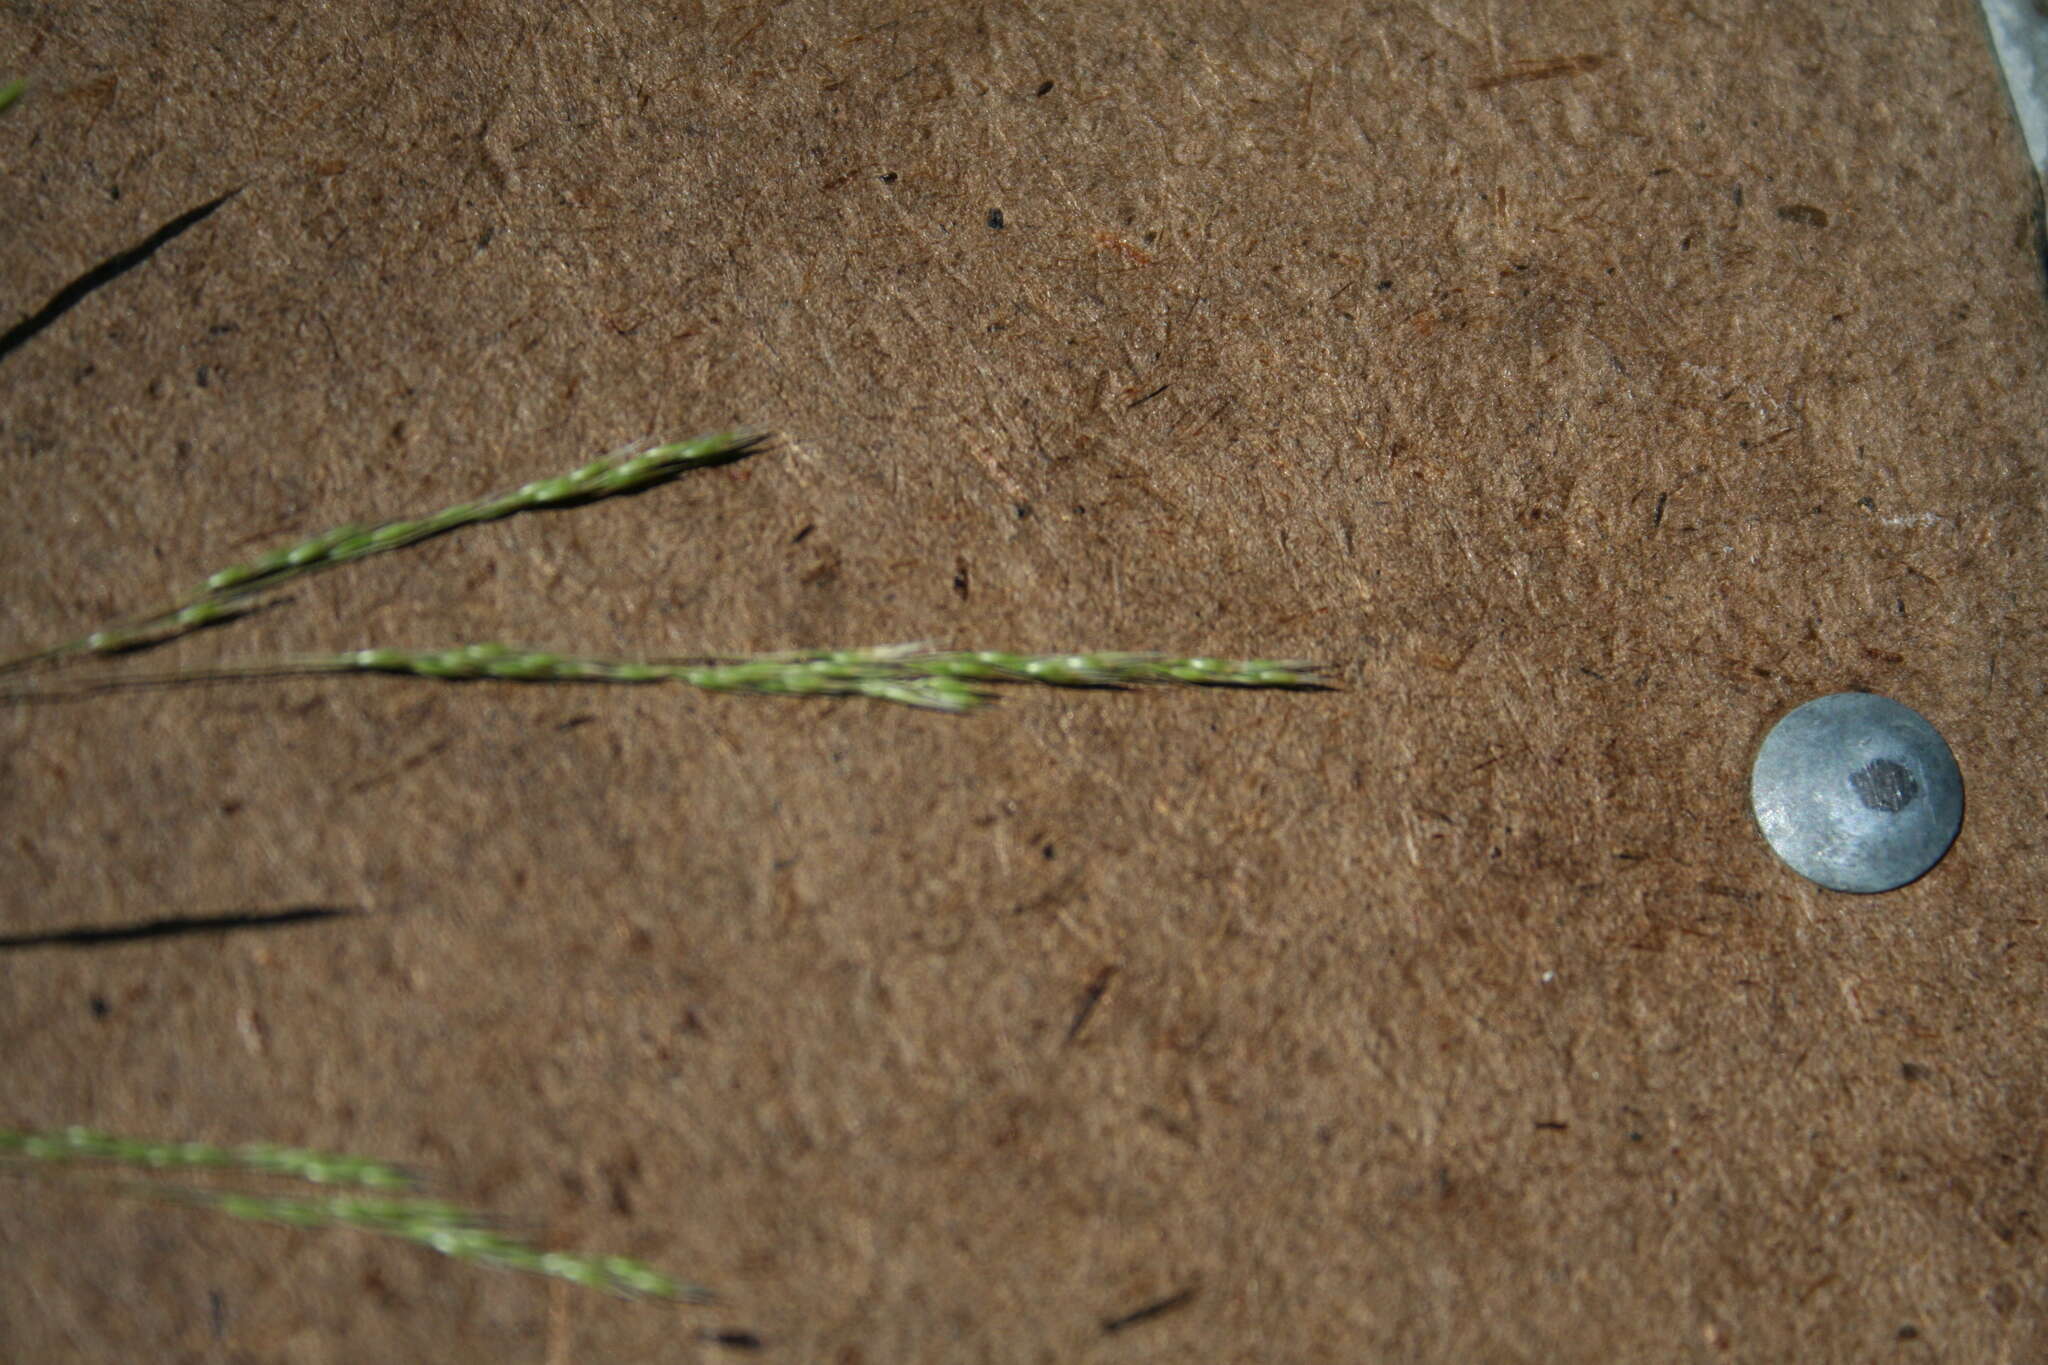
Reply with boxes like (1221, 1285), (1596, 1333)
(1, 1), (2045, 1360)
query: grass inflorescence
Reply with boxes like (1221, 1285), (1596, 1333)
(0, 423), (1328, 713)
(887, 647), (1320, 689)
(63, 642), (1325, 712)
(0, 430), (763, 674)
(1, 1126), (708, 1302)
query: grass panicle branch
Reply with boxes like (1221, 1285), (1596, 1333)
(0, 430), (763, 674)
(37, 642), (1325, 712)
(3, 1126), (708, 1302)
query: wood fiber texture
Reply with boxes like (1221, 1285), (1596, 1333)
(1, 2), (2044, 1361)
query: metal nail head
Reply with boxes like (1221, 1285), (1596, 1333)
(1750, 693), (1963, 893)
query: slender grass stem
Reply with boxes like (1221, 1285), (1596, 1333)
(0, 430), (764, 676)
(0, 78), (25, 118)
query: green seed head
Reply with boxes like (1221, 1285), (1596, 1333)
(2, 431), (766, 676)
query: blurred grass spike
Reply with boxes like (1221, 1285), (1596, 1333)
(159, 1189), (715, 1302)
(0, 429), (767, 676)
(0, 1126), (417, 1190)
(3, 1125), (712, 1303)
(0, 78), (24, 118)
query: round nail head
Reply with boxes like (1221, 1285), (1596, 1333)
(1750, 693), (1963, 893)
